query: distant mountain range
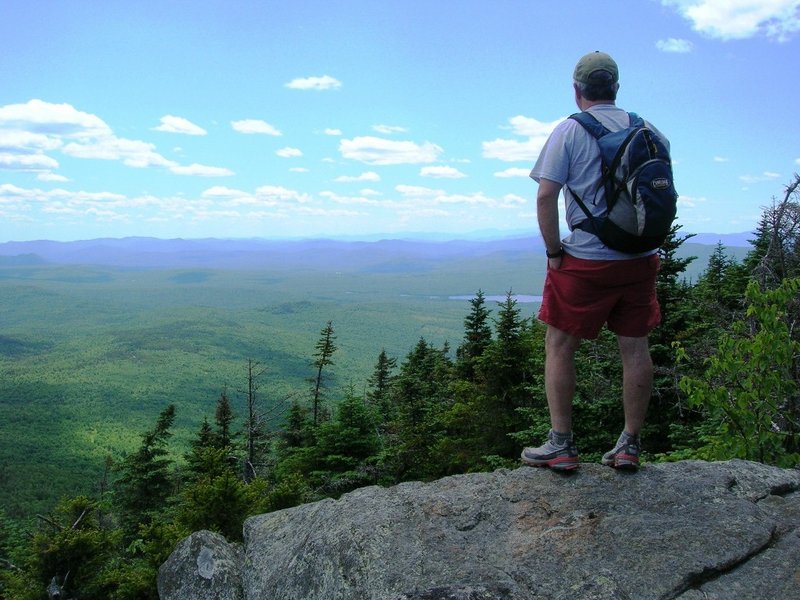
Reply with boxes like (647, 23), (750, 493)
(0, 232), (753, 271)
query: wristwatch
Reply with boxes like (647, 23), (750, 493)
(546, 247), (565, 259)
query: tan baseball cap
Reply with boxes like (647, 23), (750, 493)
(573, 51), (619, 84)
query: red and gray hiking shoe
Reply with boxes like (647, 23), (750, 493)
(601, 432), (641, 470)
(521, 430), (580, 471)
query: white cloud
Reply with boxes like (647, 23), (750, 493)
(323, 128), (343, 136)
(0, 99), (111, 138)
(231, 119), (282, 136)
(739, 171), (781, 183)
(483, 115), (563, 162)
(0, 151), (59, 170)
(656, 37), (694, 52)
(677, 193), (706, 208)
(320, 190), (381, 205)
(372, 124), (408, 134)
(334, 171), (381, 183)
(393, 184), (527, 209)
(276, 147), (303, 158)
(663, 0), (800, 40)
(285, 75), (342, 90)
(494, 167), (531, 178)
(713, 156), (730, 162)
(0, 100), (234, 180)
(202, 186), (247, 198)
(37, 172), (69, 182)
(289, 167), (309, 173)
(507, 115), (565, 137)
(420, 165), (466, 179)
(170, 163), (234, 177)
(62, 136), (174, 168)
(154, 115), (207, 135)
(0, 129), (62, 152)
(395, 184), (441, 198)
(482, 138), (547, 162)
(339, 136), (443, 165)
(254, 185), (311, 204)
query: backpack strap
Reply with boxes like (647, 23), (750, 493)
(627, 112), (644, 128)
(566, 112), (609, 233)
(568, 111), (610, 139)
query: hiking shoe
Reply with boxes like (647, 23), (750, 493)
(601, 432), (641, 470)
(521, 430), (580, 471)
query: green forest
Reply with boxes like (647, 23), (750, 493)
(1, 177), (798, 599)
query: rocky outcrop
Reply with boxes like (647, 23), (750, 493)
(158, 460), (800, 600)
(158, 530), (243, 600)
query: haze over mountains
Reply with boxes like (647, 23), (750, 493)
(0, 231), (753, 271)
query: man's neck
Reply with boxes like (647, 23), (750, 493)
(579, 99), (616, 111)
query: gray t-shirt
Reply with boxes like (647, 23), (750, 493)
(530, 104), (669, 260)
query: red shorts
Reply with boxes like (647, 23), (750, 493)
(537, 253), (661, 339)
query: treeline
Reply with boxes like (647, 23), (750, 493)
(2, 177), (799, 599)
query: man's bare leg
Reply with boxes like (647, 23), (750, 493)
(544, 325), (581, 433)
(616, 334), (653, 435)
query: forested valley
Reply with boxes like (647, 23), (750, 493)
(1, 177), (798, 599)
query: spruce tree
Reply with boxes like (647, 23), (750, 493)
(114, 405), (176, 537)
(387, 338), (454, 480)
(367, 349), (397, 424)
(214, 390), (235, 449)
(311, 321), (337, 425)
(456, 289), (493, 381)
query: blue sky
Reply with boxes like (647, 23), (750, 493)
(1, 0), (799, 242)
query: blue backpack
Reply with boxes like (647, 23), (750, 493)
(568, 111), (677, 253)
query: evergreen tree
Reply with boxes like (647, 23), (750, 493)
(652, 224), (697, 357)
(282, 399), (313, 449)
(25, 496), (120, 600)
(646, 225), (700, 453)
(184, 418), (217, 482)
(176, 471), (258, 543)
(114, 405), (176, 537)
(313, 387), (381, 495)
(478, 292), (530, 404)
(386, 338), (454, 480)
(695, 242), (749, 317)
(367, 349), (398, 427)
(311, 321), (338, 425)
(456, 290), (493, 381)
(214, 389), (235, 449)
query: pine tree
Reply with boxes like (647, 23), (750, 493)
(311, 321), (338, 425)
(456, 290), (493, 381)
(366, 349), (398, 424)
(386, 338), (454, 480)
(114, 405), (176, 537)
(478, 291), (529, 400)
(652, 224), (697, 357)
(184, 418), (216, 481)
(282, 399), (312, 449)
(313, 387), (381, 495)
(214, 389), (235, 449)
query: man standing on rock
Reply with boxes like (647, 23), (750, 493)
(521, 51), (671, 471)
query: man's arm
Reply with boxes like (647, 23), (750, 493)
(536, 178), (564, 266)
